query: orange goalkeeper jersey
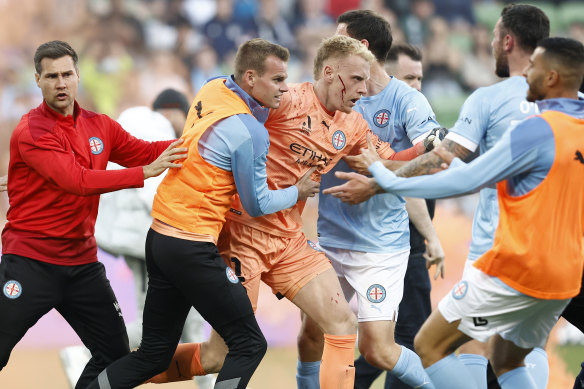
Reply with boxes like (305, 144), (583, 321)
(226, 82), (395, 237)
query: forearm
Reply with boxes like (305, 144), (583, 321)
(405, 198), (438, 243)
(394, 139), (472, 178)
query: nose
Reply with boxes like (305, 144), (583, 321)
(280, 81), (289, 93)
(56, 75), (66, 88)
(358, 81), (367, 95)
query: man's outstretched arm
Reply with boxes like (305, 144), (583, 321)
(393, 139), (473, 178)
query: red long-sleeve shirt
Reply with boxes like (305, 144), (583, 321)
(1, 101), (173, 265)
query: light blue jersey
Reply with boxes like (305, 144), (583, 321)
(446, 76), (539, 260)
(198, 76), (298, 217)
(318, 77), (439, 253)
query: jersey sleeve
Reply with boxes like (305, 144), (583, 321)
(348, 117), (395, 159)
(446, 88), (491, 151)
(108, 119), (174, 168)
(18, 128), (144, 196)
(368, 116), (552, 199)
(402, 91), (441, 145)
(223, 115), (298, 217)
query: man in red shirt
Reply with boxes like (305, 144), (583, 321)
(0, 40), (185, 388)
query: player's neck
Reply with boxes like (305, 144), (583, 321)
(366, 62), (390, 96)
(507, 52), (530, 77)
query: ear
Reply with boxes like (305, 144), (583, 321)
(243, 69), (256, 88)
(545, 69), (560, 88)
(35, 73), (40, 87)
(323, 64), (334, 82)
(360, 39), (370, 49)
(504, 34), (514, 52)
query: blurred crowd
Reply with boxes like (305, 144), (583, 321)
(1, 0), (583, 225)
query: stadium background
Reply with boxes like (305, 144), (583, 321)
(0, 0), (583, 387)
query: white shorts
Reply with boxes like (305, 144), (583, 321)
(321, 245), (410, 322)
(438, 265), (571, 349)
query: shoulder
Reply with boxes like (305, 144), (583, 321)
(26, 106), (57, 142)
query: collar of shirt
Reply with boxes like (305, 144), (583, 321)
(40, 99), (81, 121)
(536, 97), (584, 118)
(219, 75), (270, 123)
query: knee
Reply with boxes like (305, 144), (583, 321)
(328, 309), (357, 335)
(297, 316), (324, 352)
(413, 332), (433, 366)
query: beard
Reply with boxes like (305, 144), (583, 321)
(526, 78), (545, 102)
(494, 53), (510, 78)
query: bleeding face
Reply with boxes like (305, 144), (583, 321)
(249, 55), (289, 109)
(35, 56), (79, 116)
(324, 54), (370, 114)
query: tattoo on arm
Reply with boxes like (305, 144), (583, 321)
(394, 139), (472, 178)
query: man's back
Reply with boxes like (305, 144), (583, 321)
(448, 76), (539, 260)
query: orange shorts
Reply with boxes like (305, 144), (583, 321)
(217, 219), (332, 311)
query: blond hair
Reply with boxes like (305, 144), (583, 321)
(234, 38), (289, 82)
(313, 35), (375, 80)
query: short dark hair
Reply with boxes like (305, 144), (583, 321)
(537, 37), (584, 89)
(337, 10), (393, 62)
(500, 4), (550, 53)
(34, 40), (78, 74)
(386, 43), (422, 63)
(234, 38), (289, 82)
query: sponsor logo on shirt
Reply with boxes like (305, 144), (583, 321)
(290, 143), (332, 167)
(3, 280), (22, 299)
(366, 284), (386, 303)
(89, 137), (104, 155)
(373, 109), (391, 128)
(575, 150), (584, 164)
(332, 130), (346, 150)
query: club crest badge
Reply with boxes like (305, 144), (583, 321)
(89, 137), (104, 155)
(452, 280), (469, 300)
(3, 280), (22, 299)
(374, 109), (390, 128)
(226, 267), (239, 284)
(332, 130), (346, 150)
(366, 284), (386, 303)
(307, 240), (322, 252)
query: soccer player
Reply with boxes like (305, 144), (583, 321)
(296, 10), (443, 389)
(329, 5), (550, 388)
(86, 38), (320, 389)
(0, 40), (187, 388)
(386, 43), (424, 92)
(325, 35), (584, 389)
(148, 35), (441, 389)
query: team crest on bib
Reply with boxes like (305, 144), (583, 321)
(3, 280), (22, 299)
(332, 130), (346, 150)
(367, 284), (386, 303)
(452, 280), (468, 300)
(373, 109), (390, 128)
(89, 137), (104, 155)
(307, 240), (322, 252)
(226, 267), (239, 284)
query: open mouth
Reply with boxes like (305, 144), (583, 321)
(56, 93), (68, 100)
